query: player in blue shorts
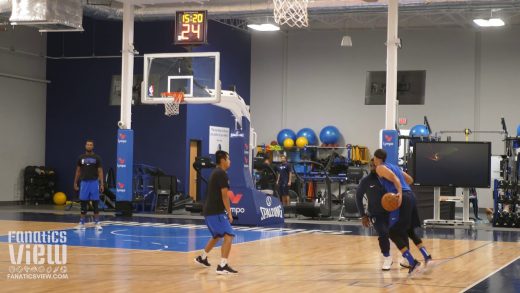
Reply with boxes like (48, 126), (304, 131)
(74, 139), (104, 230)
(373, 149), (432, 274)
(356, 159), (409, 270)
(195, 150), (238, 274)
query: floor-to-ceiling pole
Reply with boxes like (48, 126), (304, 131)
(385, 0), (399, 130)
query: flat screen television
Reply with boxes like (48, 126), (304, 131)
(412, 142), (491, 188)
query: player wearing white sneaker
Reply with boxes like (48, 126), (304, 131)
(356, 159), (393, 271)
(194, 151), (238, 275)
(373, 149), (432, 275)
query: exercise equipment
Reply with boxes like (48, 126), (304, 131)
(253, 157), (277, 193)
(53, 192), (67, 205)
(154, 175), (179, 214)
(292, 152), (363, 219)
(185, 157), (215, 213)
(492, 118), (520, 228)
(133, 164), (165, 213)
(292, 160), (333, 218)
(319, 126), (340, 145)
(410, 124), (430, 137)
(283, 138), (295, 148)
(24, 166), (56, 205)
(295, 136), (309, 148)
(277, 129), (296, 145)
(296, 128), (318, 145)
(100, 167), (117, 211)
(338, 184), (359, 215)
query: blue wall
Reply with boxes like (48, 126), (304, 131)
(46, 17), (251, 200)
(185, 22), (252, 199)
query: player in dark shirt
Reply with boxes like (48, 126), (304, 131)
(356, 159), (396, 270)
(276, 155), (293, 206)
(195, 151), (238, 274)
(373, 149), (432, 275)
(73, 139), (104, 230)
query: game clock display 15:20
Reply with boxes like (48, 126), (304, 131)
(175, 11), (208, 45)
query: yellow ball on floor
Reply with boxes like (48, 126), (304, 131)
(53, 192), (67, 205)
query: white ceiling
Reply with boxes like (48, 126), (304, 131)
(88, 0), (518, 29)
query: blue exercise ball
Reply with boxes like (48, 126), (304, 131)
(517, 124), (520, 136)
(277, 129), (296, 145)
(410, 124), (430, 137)
(319, 126), (340, 145)
(296, 128), (318, 145)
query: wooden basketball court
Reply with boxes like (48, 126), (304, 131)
(1, 218), (519, 292)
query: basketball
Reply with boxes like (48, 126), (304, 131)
(381, 193), (400, 212)
(53, 192), (67, 205)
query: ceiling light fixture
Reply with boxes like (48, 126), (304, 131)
(247, 23), (280, 31)
(473, 18), (505, 27)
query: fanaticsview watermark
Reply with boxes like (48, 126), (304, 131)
(7, 231), (68, 280)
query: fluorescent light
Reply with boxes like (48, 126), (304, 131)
(488, 18), (505, 26)
(247, 23), (280, 31)
(341, 35), (352, 47)
(473, 18), (505, 27)
(473, 19), (489, 27)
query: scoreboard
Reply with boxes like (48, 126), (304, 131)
(174, 11), (208, 45)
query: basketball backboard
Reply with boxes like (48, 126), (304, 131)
(141, 52), (221, 104)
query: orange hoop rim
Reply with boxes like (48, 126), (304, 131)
(161, 91), (185, 102)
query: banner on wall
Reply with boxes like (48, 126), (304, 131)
(209, 126), (230, 153)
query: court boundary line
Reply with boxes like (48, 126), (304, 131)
(459, 254), (520, 292)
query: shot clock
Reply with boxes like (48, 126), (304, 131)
(174, 11), (208, 45)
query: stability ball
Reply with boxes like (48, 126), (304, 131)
(296, 136), (309, 148)
(410, 124), (430, 137)
(53, 192), (67, 205)
(296, 128), (318, 145)
(283, 138), (295, 149)
(517, 124), (520, 136)
(319, 126), (340, 145)
(277, 129), (296, 145)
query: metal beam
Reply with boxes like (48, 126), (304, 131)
(120, 1), (134, 129)
(385, 0), (399, 130)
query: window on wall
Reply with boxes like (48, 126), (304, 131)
(365, 70), (426, 105)
(109, 75), (143, 106)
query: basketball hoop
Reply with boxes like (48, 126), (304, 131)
(273, 0), (309, 28)
(161, 92), (184, 117)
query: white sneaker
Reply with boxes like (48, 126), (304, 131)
(75, 223), (85, 230)
(95, 223), (103, 231)
(382, 256), (393, 271)
(400, 258), (410, 268)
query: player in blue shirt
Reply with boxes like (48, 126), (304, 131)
(373, 149), (432, 274)
(356, 159), (411, 270)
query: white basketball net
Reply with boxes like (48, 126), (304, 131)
(273, 0), (309, 28)
(162, 92), (184, 117)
